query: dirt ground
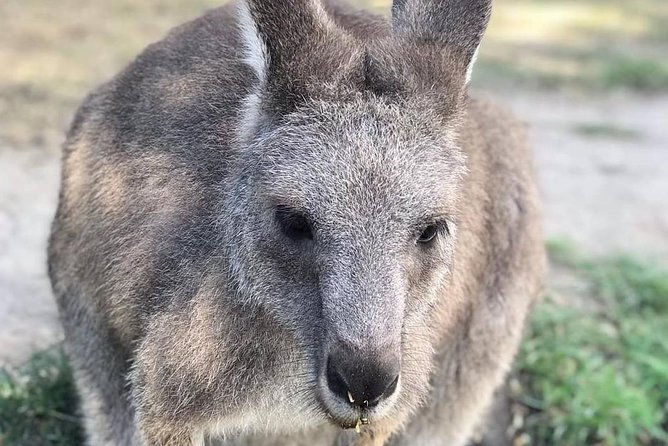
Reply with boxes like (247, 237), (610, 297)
(1, 87), (666, 366)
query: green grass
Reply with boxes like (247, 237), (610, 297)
(514, 241), (668, 445)
(600, 56), (668, 92)
(0, 348), (83, 446)
(573, 123), (641, 141)
(473, 0), (668, 92)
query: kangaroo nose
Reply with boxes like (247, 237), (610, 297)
(325, 345), (400, 407)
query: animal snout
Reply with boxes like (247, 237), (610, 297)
(325, 343), (400, 409)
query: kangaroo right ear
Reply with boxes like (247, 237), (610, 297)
(391, 0), (492, 83)
(237, 0), (354, 137)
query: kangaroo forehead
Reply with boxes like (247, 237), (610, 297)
(259, 99), (464, 180)
(254, 109), (465, 220)
(259, 159), (464, 231)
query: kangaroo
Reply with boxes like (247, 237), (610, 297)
(48, 0), (545, 445)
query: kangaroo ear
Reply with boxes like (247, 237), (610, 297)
(391, 0), (491, 83)
(237, 0), (353, 131)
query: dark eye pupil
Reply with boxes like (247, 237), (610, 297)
(275, 207), (313, 241)
(418, 224), (439, 244)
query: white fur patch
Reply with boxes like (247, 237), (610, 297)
(237, 91), (263, 143)
(201, 394), (325, 441)
(465, 46), (481, 85)
(235, 1), (270, 142)
(190, 430), (206, 446)
(311, 0), (336, 30)
(237, 1), (269, 86)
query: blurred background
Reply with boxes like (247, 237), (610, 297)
(0, 0), (666, 444)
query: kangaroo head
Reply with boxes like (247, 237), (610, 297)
(224, 0), (491, 429)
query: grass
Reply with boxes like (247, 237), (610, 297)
(600, 56), (668, 91)
(472, 0), (668, 92)
(572, 123), (642, 141)
(512, 241), (668, 445)
(0, 348), (83, 446)
(473, 49), (668, 92)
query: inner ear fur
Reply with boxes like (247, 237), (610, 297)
(238, 0), (359, 119)
(391, 0), (492, 80)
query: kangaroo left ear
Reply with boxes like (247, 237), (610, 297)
(236, 0), (355, 140)
(391, 0), (492, 84)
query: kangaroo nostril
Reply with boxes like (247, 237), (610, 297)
(325, 349), (400, 408)
(361, 373), (399, 407)
(326, 356), (350, 401)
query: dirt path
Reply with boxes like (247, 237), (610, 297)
(1, 89), (667, 366)
(0, 149), (61, 366)
(498, 90), (668, 261)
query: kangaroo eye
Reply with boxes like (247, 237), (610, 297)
(275, 206), (313, 242)
(417, 225), (439, 244)
(417, 222), (447, 245)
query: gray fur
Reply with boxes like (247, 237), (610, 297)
(48, 1), (545, 445)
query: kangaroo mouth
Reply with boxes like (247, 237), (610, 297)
(327, 412), (371, 432)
